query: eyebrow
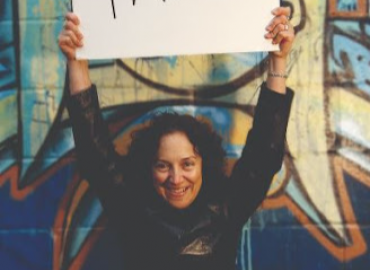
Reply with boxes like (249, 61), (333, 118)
(156, 156), (198, 162)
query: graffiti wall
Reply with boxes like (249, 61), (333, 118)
(0, 0), (369, 269)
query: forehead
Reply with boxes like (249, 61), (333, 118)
(157, 131), (197, 159)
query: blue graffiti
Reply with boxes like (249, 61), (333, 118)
(330, 33), (370, 95)
(0, 0), (16, 91)
(337, 0), (358, 11)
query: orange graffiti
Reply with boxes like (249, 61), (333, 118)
(52, 173), (107, 270)
(0, 156), (74, 201)
(262, 155), (368, 261)
(328, 0), (369, 18)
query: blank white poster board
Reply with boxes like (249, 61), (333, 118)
(72, 0), (280, 59)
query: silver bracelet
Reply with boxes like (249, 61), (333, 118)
(267, 72), (288, 79)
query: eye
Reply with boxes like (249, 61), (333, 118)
(183, 160), (195, 170)
(154, 162), (169, 172)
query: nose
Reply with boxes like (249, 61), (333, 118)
(169, 168), (182, 185)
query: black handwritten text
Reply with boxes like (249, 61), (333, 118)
(111, 0), (167, 19)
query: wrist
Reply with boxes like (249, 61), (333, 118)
(268, 56), (287, 73)
(67, 59), (88, 70)
(265, 56), (287, 94)
(68, 60), (91, 95)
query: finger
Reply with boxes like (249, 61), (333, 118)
(266, 15), (289, 32)
(58, 37), (75, 60)
(58, 35), (74, 51)
(269, 23), (287, 42)
(272, 6), (291, 17)
(273, 29), (293, 45)
(63, 29), (83, 47)
(64, 20), (83, 40)
(65, 12), (80, 26)
(58, 33), (82, 51)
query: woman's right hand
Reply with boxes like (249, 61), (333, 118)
(59, 13), (91, 94)
(58, 12), (84, 61)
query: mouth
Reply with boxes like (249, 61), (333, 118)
(165, 186), (191, 199)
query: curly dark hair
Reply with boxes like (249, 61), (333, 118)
(126, 112), (227, 202)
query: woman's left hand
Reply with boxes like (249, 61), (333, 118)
(265, 6), (295, 60)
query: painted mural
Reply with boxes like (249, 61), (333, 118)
(0, 0), (369, 269)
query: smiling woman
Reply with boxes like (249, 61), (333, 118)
(66, 84), (294, 270)
(127, 113), (226, 210)
(61, 5), (295, 270)
(152, 131), (203, 209)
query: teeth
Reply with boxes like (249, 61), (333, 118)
(169, 188), (186, 194)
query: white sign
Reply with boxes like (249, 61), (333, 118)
(73, 0), (280, 60)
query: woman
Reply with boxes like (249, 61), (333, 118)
(60, 6), (295, 270)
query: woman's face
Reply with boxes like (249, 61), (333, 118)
(152, 131), (203, 209)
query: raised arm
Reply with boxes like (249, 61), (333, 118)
(58, 13), (91, 93)
(265, 6), (295, 94)
(227, 6), (295, 227)
(228, 83), (293, 227)
(59, 13), (129, 219)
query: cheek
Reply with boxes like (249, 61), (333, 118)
(186, 168), (202, 184)
(152, 171), (168, 185)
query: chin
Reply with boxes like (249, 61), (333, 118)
(168, 199), (194, 210)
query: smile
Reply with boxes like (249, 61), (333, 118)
(166, 186), (191, 198)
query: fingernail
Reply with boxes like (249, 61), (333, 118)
(272, 8), (278, 14)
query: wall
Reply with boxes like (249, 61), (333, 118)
(0, 0), (369, 269)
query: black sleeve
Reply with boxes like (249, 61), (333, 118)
(67, 84), (130, 221)
(228, 83), (294, 227)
